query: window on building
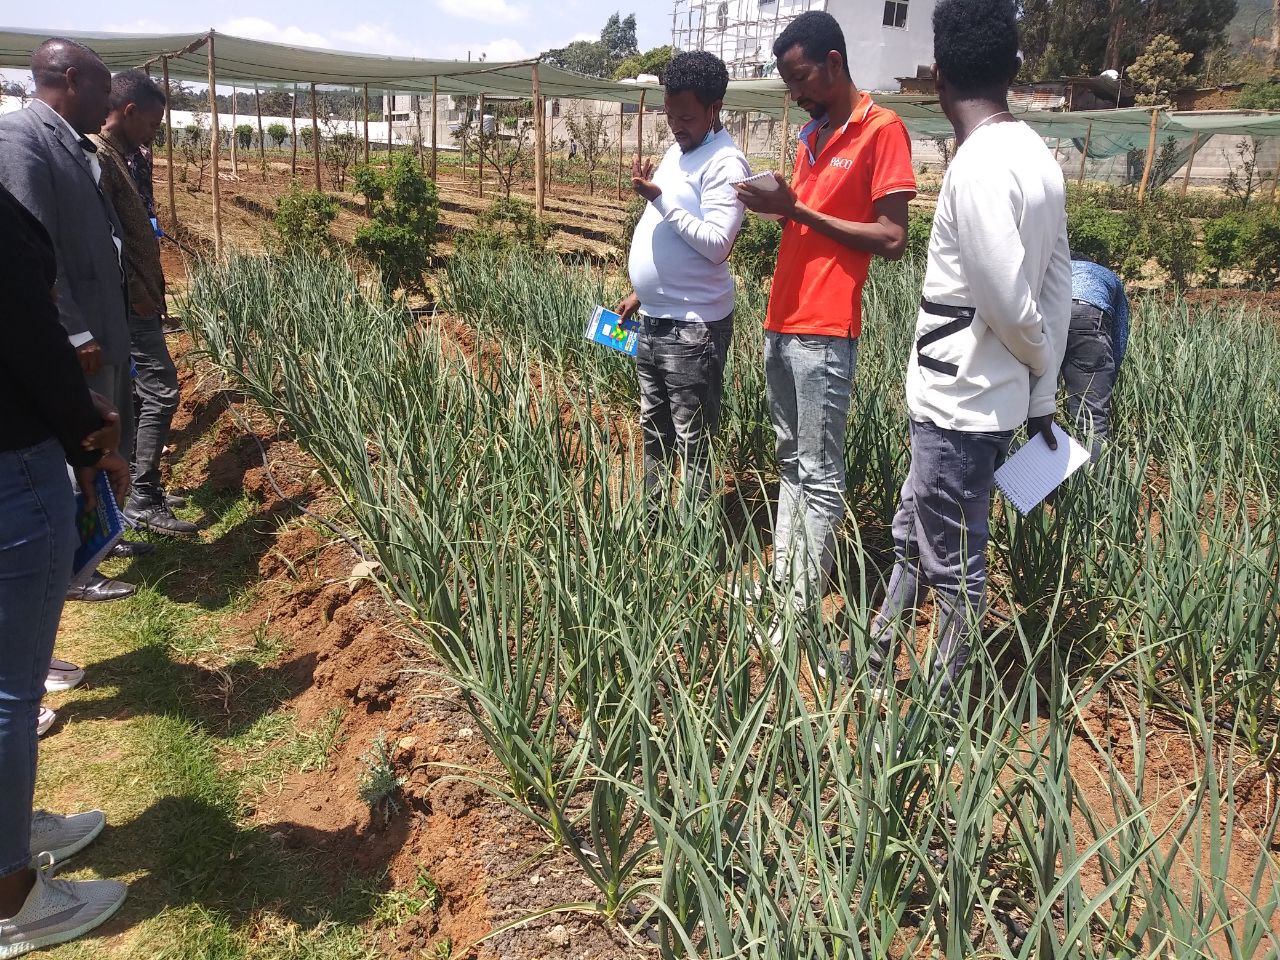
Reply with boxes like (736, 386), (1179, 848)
(883, 0), (908, 28)
(717, 2), (729, 30)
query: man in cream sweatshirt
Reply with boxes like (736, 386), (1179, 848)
(852, 0), (1071, 701)
(616, 51), (749, 514)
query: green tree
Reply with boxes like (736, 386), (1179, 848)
(601, 12), (639, 62)
(235, 124), (254, 150)
(1129, 34), (1193, 104)
(1017, 0), (1237, 79)
(544, 11), (639, 78)
(352, 153), (439, 296)
(612, 44), (676, 81)
(272, 184), (338, 254)
(267, 122), (289, 148)
(1238, 78), (1280, 108)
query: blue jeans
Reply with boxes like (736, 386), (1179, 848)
(1061, 301), (1116, 458)
(869, 418), (1012, 701)
(0, 438), (76, 878)
(765, 332), (857, 602)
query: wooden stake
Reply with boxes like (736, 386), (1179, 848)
(617, 100), (625, 199)
(415, 94), (425, 171)
(478, 93), (485, 199)
(1180, 134), (1201, 196)
(430, 76), (439, 180)
(638, 90), (646, 158)
(1269, 156), (1280, 206)
(779, 98), (790, 174)
(162, 56), (176, 232)
(230, 85), (239, 176)
(1052, 136), (1062, 162)
(206, 32), (222, 257)
(254, 84), (265, 182)
(310, 82), (322, 192)
(742, 111), (751, 157)
(1137, 107), (1159, 203)
(1077, 122), (1092, 185)
(386, 91), (393, 166)
(362, 83), (370, 166)
(532, 63), (545, 215)
(290, 84), (298, 177)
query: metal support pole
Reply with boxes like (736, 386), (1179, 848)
(206, 32), (222, 257)
(162, 56), (176, 231)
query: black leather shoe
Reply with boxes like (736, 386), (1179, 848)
(66, 573), (136, 602)
(109, 539), (156, 559)
(124, 499), (199, 538)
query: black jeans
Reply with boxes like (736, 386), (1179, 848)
(129, 314), (180, 503)
(1061, 301), (1116, 457)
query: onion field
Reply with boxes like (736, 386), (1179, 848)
(183, 249), (1280, 959)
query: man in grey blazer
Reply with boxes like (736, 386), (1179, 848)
(0, 38), (136, 602)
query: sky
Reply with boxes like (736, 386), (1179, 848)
(1, 1), (671, 67)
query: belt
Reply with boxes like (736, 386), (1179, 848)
(915, 298), (975, 376)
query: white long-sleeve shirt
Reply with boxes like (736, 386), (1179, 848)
(627, 127), (750, 322)
(907, 120), (1071, 432)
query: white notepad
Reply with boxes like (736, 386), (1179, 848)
(994, 424), (1092, 515)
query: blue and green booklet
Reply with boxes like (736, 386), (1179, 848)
(585, 305), (640, 358)
(72, 471), (124, 586)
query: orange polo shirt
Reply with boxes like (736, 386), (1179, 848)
(765, 92), (917, 338)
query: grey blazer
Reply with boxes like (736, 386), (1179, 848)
(0, 100), (129, 365)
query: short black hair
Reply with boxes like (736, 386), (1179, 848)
(109, 69), (166, 112)
(772, 11), (850, 79)
(665, 50), (729, 107)
(31, 38), (105, 88)
(933, 0), (1020, 94)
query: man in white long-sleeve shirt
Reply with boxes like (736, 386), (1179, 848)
(616, 51), (749, 514)
(851, 0), (1071, 701)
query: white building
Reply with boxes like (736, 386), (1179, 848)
(671, 0), (936, 92)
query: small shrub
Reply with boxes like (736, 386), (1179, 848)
(353, 154), (440, 295)
(459, 197), (550, 253)
(235, 123), (253, 150)
(1202, 213), (1252, 286)
(357, 733), (406, 825)
(300, 127), (314, 152)
(731, 214), (782, 287)
(272, 183), (338, 254)
(1202, 210), (1280, 288)
(266, 122), (288, 149)
(1067, 202), (1129, 272)
(906, 209), (934, 264)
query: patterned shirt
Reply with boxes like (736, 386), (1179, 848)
(126, 145), (156, 219)
(91, 131), (166, 318)
(1071, 259), (1129, 367)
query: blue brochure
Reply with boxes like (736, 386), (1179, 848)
(585, 305), (640, 358)
(71, 471), (125, 586)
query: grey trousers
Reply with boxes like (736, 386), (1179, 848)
(869, 418), (1013, 699)
(636, 314), (733, 513)
(1061, 300), (1116, 457)
(765, 332), (857, 602)
(129, 314), (180, 503)
(85, 361), (134, 467)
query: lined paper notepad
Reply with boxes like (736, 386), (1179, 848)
(994, 425), (1092, 515)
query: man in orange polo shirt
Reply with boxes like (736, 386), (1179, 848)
(738, 10), (916, 626)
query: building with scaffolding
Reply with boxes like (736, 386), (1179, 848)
(671, 0), (937, 92)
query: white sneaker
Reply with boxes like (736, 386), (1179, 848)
(45, 659), (85, 693)
(36, 708), (56, 738)
(0, 855), (126, 958)
(29, 811), (105, 864)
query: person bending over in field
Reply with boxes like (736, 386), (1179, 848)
(836, 0), (1071, 706)
(615, 51), (750, 516)
(1062, 257), (1129, 456)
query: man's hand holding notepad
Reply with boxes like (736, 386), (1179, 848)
(994, 423), (1092, 515)
(734, 171), (787, 221)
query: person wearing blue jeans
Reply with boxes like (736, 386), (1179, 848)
(855, 0), (1072, 708)
(1062, 258), (1129, 456)
(1, 165), (130, 952)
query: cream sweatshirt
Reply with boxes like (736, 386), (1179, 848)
(906, 120), (1072, 432)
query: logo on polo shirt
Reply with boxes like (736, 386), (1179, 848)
(830, 157), (853, 170)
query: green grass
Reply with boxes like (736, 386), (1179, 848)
(34, 457), (426, 958)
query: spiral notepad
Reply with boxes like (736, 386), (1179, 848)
(994, 425), (1092, 515)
